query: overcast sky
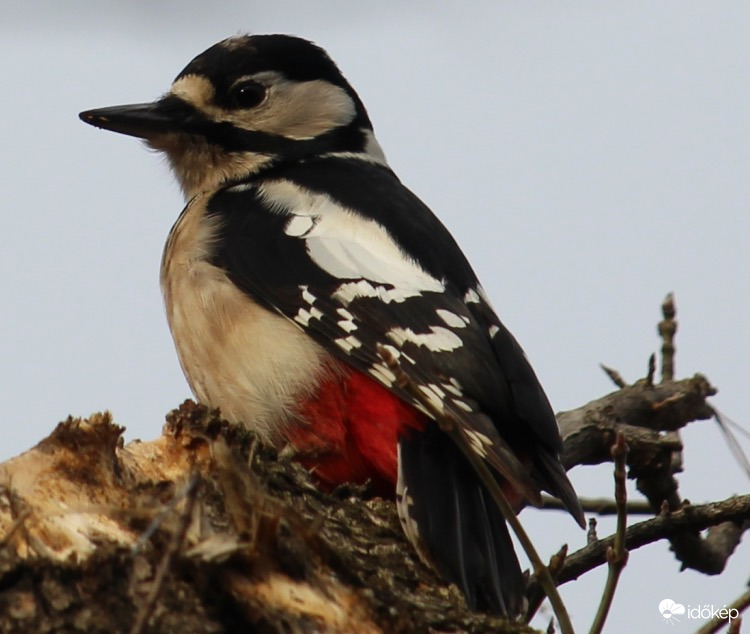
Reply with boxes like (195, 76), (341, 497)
(2, 2), (748, 631)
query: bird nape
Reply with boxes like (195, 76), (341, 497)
(80, 33), (584, 618)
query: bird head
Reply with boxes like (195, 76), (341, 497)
(80, 35), (385, 199)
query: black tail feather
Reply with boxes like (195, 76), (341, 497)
(533, 449), (586, 528)
(397, 425), (525, 616)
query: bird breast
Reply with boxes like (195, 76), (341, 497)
(160, 193), (330, 443)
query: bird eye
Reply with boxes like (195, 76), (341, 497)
(229, 80), (267, 109)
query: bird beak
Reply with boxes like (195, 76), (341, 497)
(79, 98), (184, 140)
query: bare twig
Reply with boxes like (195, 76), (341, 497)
(129, 471), (199, 634)
(693, 586), (750, 634)
(646, 353), (656, 387)
(600, 364), (627, 389)
(587, 518), (598, 544)
(525, 544), (569, 621)
(558, 494), (750, 585)
(541, 495), (653, 516)
(659, 292), (677, 382)
(589, 433), (629, 634)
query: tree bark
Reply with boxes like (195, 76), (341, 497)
(0, 366), (742, 633)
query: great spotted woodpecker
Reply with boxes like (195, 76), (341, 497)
(80, 34), (584, 616)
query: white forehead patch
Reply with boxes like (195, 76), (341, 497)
(170, 75), (216, 110)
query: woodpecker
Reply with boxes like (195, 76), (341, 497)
(80, 34), (584, 617)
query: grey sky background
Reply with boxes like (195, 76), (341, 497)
(2, 2), (748, 631)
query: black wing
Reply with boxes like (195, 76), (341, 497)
(207, 157), (583, 613)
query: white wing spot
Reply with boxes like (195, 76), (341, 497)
(335, 335), (362, 352)
(442, 382), (462, 397)
(418, 385), (445, 412)
(427, 383), (445, 399)
(452, 398), (473, 413)
(464, 288), (481, 304)
(285, 214), (316, 237)
(335, 307), (357, 333)
(336, 307), (354, 320)
(333, 279), (426, 305)
(436, 308), (468, 329)
(338, 319), (357, 333)
(464, 429), (491, 458)
(368, 363), (397, 387)
(388, 326), (463, 352)
(489, 324), (500, 338)
(295, 306), (324, 326)
(378, 344), (401, 361)
(299, 285), (316, 305)
(226, 182), (254, 193)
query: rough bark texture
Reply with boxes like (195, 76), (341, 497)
(0, 363), (744, 633)
(0, 404), (530, 634)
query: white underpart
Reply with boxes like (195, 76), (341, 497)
(161, 193), (328, 443)
(387, 326), (463, 352)
(258, 180), (445, 296)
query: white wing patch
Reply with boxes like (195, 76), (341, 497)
(387, 326), (463, 352)
(333, 279), (425, 305)
(284, 215), (316, 237)
(259, 179), (445, 295)
(436, 308), (469, 329)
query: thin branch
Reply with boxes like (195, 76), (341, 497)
(600, 364), (627, 389)
(129, 471), (199, 634)
(541, 495), (653, 516)
(589, 433), (629, 634)
(558, 494), (750, 585)
(646, 353), (656, 387)
(693, 586), (750, 634)
(659, 292), (677, 382)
